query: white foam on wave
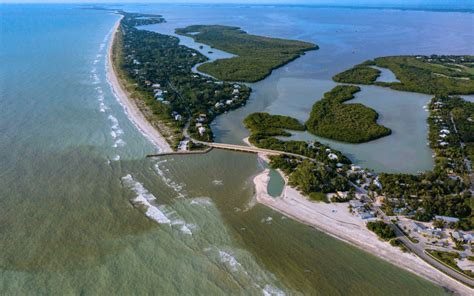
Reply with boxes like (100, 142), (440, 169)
(261, 217), (273, 224)
(190, 197), (213, 207)
(212, 179), (223, 186)
(99, 102), (108, 112)
(92, 73), (100, 84)
(218, 250), (245, 273)
(113, 138), (126, 148)
(154, 160), (186, 198)
(107, 115), (126, 147)
(262, 285), (286, 296)
(112, 155), (121, 161)
(121, 174), (171, 224)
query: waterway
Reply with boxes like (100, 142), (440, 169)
(2, 3), (473, 295)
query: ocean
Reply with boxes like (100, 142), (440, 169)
(1, 3), (472, 294)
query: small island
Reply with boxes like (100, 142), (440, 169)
(305, 85), (392, 143)
(176, 25), (318, 82)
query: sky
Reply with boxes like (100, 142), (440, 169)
(0, 0), (472, 11)
(0, 0), (471, 6)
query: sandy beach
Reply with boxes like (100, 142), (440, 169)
(107, 17), (172, 153)
(253, 167), (472, 295)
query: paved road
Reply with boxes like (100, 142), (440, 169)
(374, 206), (474, 288)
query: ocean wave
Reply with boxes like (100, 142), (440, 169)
(212, 179), (223, 186)
(112, 155), (121, 161)
(113, 138), (126, 148)
(190, 197), (213, 207)
(262, 285), (286, 296)
(154, 160), (186, 198)
(121, 174), (171, 224)
(218, 250), (246, 274)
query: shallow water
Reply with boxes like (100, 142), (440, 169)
(371, 65), (400, 83)
(2, 3), (472, 295)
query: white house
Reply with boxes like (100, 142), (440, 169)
(328, 153), (338, 160)
(198, 126), (206, 136)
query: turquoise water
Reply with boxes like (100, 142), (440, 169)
(267, 170), (285, 197)
(2, 3), (470, 294)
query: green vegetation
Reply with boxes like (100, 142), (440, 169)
(244, 112), (351, 164)
(333, 63), (380, 84)
(288, 160), (349, 195)
(427, 250), (474, 278)
(176, 25), (317, 82)
(366, 221), (396, 241)
(305, 85), (391, 143)
(243, 112), (353, 199)
(113, 12), (251, 147)
(378, 96), (473, 230)
(332, 55), (474, 95)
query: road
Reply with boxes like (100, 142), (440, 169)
(374, 206), (474, 288)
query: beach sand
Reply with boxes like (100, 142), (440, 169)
(107, 17), (172, 153)
(253, 166), (472, 295)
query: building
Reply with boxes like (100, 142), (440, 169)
(434, 216), (460, 223)
(328, 153), (338, 160)
(198, 126), (206, 136)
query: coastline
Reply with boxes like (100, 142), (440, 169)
(106, 16), (172, 153)
(253, 161), (472, 295)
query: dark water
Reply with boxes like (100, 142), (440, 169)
(2, 3), (470, 294)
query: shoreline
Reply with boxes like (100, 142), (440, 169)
(253, 160), (472, 295)
(106, 16), (172, 153)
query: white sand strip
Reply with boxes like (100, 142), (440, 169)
(106, 16), (172, 153)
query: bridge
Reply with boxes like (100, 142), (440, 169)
(146, 141), (314, 160)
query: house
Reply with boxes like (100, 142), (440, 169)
(198, 126), (206, 136)
(410, 221), (427, 233)
(174, 114), (182, 121)
(349, 200), (364, 209)
(195, 123), (203, 128)
(152, 83), (161, 88)
(435, 216), (459, 223)
(215, 102), (224, 108)
(440, 129), (450, 134)
(232, 88), (239, 95)
(226, 99), (233, 105)
(350, 164), (361, 171)
(328, 153), (338, 160)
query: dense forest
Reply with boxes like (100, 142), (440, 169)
(176, 25), (317, 82)
(305, 85), (391, 143)
(332, 55), (474, 95)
